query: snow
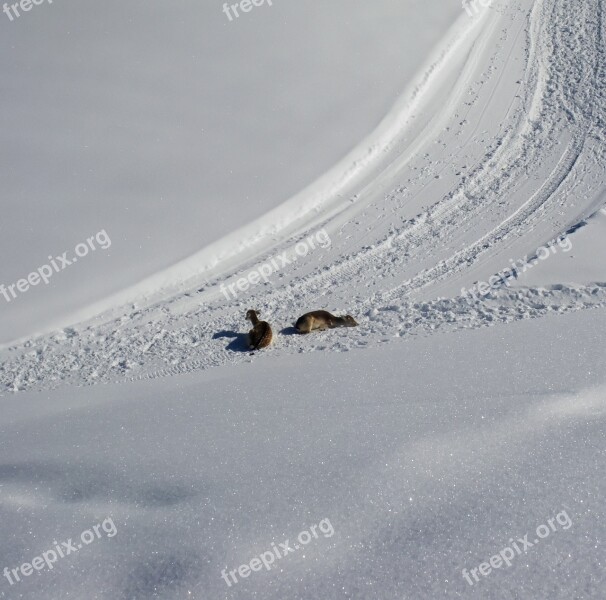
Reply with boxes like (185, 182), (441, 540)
(1, 0), (605, 598)
(0, 0), (461, 343)
(1, 310), (605, 599)
(511, 208), (606, 288)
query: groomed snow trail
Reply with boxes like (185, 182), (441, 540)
(1, 0), (605, 392)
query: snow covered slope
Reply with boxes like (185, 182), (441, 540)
(0, 0), (605, 598)
(1, 0), (604, 391)
(0, 309), (604, 599)
(0, 0), (460, 343)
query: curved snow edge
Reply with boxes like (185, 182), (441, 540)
(1, 9), (492, 348)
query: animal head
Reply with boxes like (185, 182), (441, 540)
(343, 315), (358, 327)
(246, 309), (258, 322)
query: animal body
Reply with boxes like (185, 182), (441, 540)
(295, 310), (358, 334)
(246, 310), (273, 350)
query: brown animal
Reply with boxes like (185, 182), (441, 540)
(295, 310), (358, 334)
(246, 310), (273, 350)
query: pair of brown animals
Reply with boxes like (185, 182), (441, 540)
(246, 309), (358, 351)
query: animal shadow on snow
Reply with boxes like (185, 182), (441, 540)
(280, 326), (299, 336)
(213, 330), (250, 353)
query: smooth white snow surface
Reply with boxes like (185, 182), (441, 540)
(0, 310), (605, 599)
(1, 0), (605, 598)
(511, 207), (606, 287)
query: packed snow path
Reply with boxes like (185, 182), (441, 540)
(1, 0), (605, 392)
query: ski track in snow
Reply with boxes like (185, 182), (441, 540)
(1, 0), (605, 392)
